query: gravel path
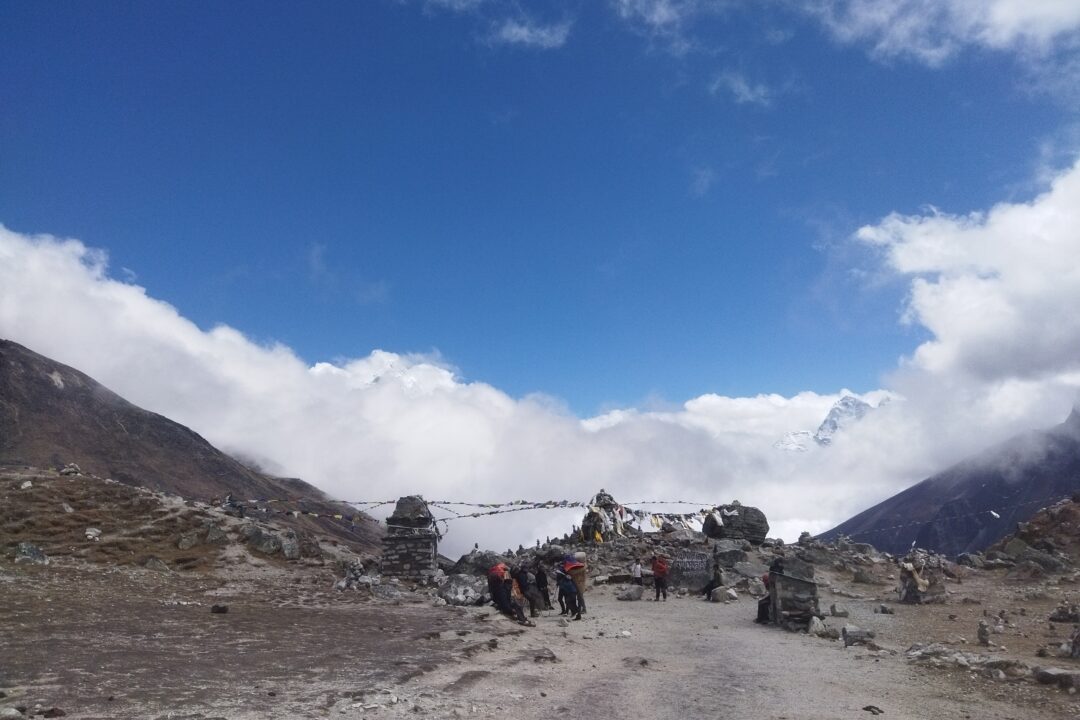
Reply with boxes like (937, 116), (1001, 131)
(1, 563), (1073, 719)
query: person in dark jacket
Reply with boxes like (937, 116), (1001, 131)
(554, 563), (581, 620)
(534, 561), (553, 610)
(513, 566), (545, 618)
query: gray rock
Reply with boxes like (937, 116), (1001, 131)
(808, 616), (827, 636)
(0, 707), (22, 718)
(724, 588), (739, 601)
(701, 503), (770, 545)
(1003, 537), (1030, 558)
(852, 568), (875, 584)
(830, 603), (850, 618)
(1017, 547), (1067, 573)
(956, 552), (985, 568)
(205, 525), (228, 545)
(841, 625), (875, 647)
(281, 530), (301, 560)
(709, 587), (726, 603)
(732, 561), (768, 579)
(713, 548), (748, 567)
(617, 585), (645, 601)
(977, 620), (991, 646)
(177, 531), (201, 550)
(61, 503), (74, 514)
(60, 463), (81, 476)
(438, 574), (488, 606)
(241, 525), (282, 555)
(1034, 666), (1080, 688)
(14, 542), (48, 565)
(746, 578), (766, 597)
(372, 583), (402, 600)
(84, 527), (101, 541)
(451, 549), (510, 576)
(144, 557), (171, 573)
(1049, 605), (1080, 623)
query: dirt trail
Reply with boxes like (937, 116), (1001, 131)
(1, 563), (1075, 719)
(414, 587), (1056, 720)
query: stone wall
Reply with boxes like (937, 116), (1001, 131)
(381, 532), (438, 581)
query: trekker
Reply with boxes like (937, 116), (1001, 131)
(568, 554), (588, 614)
(513, 566), (545, 618)
(488, 562), (511, 615)
(630, 559), (643, 586)
(507, 569), (535, 626)
(555, 562), (581, 620)
(700, 566), (723, 600)
(756, 558), (784, 624)
(651, 554), (670, 602)
(534, 561), (553, 610)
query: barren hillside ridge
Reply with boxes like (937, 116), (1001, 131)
(821, 407), (1080, 555)
(0, 338), (381, 551)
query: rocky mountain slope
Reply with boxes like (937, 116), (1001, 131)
(820, 407), (1080, 556)
(0, 338), (381, 551)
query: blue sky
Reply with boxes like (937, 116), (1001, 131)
(1, 0), (1075, 415)
(5, 1), (1080, 549)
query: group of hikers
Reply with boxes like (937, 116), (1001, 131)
(487, 555), (588, 625)
(488, 553), (674, 625)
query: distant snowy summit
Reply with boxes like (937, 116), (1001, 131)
(774, 395), (878, 451)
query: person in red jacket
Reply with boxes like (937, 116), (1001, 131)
(651, 554), (669, 602)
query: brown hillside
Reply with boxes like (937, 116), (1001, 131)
(0, 338), (382, 552)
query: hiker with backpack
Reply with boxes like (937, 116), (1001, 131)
(555, 559), (582, 620)
(651, 554), (670, 601)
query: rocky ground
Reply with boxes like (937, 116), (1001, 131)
(3, 471), (1080, 719)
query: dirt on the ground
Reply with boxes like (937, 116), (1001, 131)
(3, 558), (1080, 720)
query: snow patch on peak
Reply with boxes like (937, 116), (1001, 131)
(814, 395), (873, 446)
(48, 370), (64, 389)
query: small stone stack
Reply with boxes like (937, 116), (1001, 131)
(381, 496), (438, 582)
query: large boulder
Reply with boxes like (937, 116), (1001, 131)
(701, 503), (769, 545)
(617, 585), (645, 601)
(241, 524), (282, 556)
(280, 530), (301, 560)
(450, 549), (509, 576)
(438, 574), (488, 606)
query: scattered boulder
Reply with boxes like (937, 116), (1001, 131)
(956, 552), (985, 569)
(1003, 537), (1030, 558)
(733, 561), (768, 580)
(205, 525), (229, 545)
(746, 578), (766, 597)
(59, 463), (81, 476)
(842, 625), (875, 648)
(709, 587), (726, 603)
(977, 620), (991, 646)
(830, 603), (850, 618)
(211, 604), (228, 614)
(701, 503), (769, 545)
(438, 574), (488, 606)
(143, 557), (171, 573)
(1034, 666), (1080, 689)
(617, 585), (645, 602)
(1049, 605), (1080, 623)
(176, 531), (201, 550)
(14, 542), (48, 565)
(852, 568), (875, 584)
(241, 524), (282, 556)
(280, 530), (301, 560)
(808, 616), (827, 637)
(451, 549), (509, 576)
(1005, 560), (1045, 581)
(84, 527), (101, 542)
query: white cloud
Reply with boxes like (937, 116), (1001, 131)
(690, 166), (716, 196)
(710, 70), (773, 105)
(4, 154), (1080, 558)
(806, 0), (1080, 65)
(490, 18), (573, 49)
(857, 157), (1080, 384)
(611, 0), (730, 54)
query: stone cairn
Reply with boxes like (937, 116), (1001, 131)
(381, 496), (439, 583)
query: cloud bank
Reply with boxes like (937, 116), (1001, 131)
(2, 162), (1079, 555)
